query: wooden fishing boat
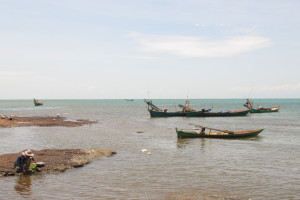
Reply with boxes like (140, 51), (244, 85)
(144, 99), (211, 117)
(244, 98), (280, 113)
(148, 110), (186, 117)
(144, 99), (187, 117)
(34, 98), (43, 106)
(185, 109), (250, 117)
(176, 124), (264, 138)
(250, 106), (281, 113)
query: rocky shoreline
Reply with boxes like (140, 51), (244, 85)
(0, 116), (96, 128)
(0, 149), (116, 176)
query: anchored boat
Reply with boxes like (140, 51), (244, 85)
(176, 124), (264, 138)
(144, 99), (186, 117)
(144, 99), (211, 117)
(185, 109), (250, 117)
(244, 98), (280, 113)
(34, 98), (44, 106)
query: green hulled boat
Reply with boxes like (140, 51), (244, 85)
(176, 125), (264, 138)
(34, 98), (43, 106)
(148, 110), (186, 117)
(244, 98), (280, 113)
(144, 99), (211, 117)
(185, 109), (250, 117)
(250, 106), (281, 113)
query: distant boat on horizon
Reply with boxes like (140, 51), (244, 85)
(34, 98), (44, 106)
(125, 99), (134, 101)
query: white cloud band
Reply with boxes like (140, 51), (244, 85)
(130, 32), (272, 58)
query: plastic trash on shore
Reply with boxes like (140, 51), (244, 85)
(36, 162), (46, 167)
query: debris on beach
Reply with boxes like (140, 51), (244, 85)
(141, 149), (151, 155)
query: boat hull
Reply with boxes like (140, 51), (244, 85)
(250, 106), (280, 113)
(149, 110), (186, 117)
(185, 109), (250, 117)
(176, 128), (264, 138)
(34, 98), (43, 106)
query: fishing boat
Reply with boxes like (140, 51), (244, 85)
(244, 98), (280, 113)
(185, 109), (250, 117)
(144, 99), (210, 117)
(176, 124), (264, 138)
(144, 99), (186, 117)
(34, 98), (44, 106)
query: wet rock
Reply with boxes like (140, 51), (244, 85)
(0, 116), (97, 128)
(0, 149), (116, 176)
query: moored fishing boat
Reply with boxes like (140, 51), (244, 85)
(148, 110), (186, 117)
(251, 106), (281, 113)
(176, 124), (264, 138)
(144, 99), (187, 117)
(144, 99), (212, 117)
(34, 98), (44, 106)
(185, 109), (250, 117)
(244, 98), (280, 113)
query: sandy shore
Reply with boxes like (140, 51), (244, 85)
(0, 149), (116, 176)
(0, 116), (96, 128)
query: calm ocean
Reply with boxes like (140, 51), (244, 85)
(0, 99), (299, 199)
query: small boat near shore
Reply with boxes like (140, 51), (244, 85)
(34, 98), (44, 106)
(244, 98), (280, 113)
(176, 124), (264, 138)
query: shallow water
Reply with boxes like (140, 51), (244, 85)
(0, 99), (299, 199)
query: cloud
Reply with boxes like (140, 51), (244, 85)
(231, 83), (300, 93)
(88, 86), (95, 91)
(129, 32), (272, 58)
(119, 55), (155, 60)
(0, 70), (33, 79)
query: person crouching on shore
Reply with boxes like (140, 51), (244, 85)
(14, 149), (35, 174)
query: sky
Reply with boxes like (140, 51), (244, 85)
(1, 0), (300, 99)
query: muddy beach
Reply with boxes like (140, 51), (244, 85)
(0, 116), (115, 176)
(0, 116), (96, 128)
(0, 149), (116, 176)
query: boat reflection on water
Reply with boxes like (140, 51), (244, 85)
(177, 138), (206, 151)
(14, 175), (32, 196)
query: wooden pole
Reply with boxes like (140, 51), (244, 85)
(189, 123), (235, 134)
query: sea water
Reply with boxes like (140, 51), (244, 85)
(0, 99), (299, 199)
